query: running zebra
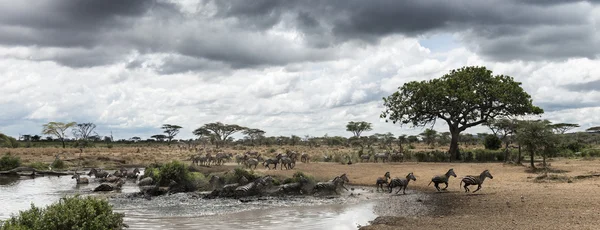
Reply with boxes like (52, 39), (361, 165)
(376, 172), (391, 192)
(263, 158), (279, 170)
(314, 174), (350, 195)
(428, 168), (457, 192)
(278, 176), (310, 195)
(245, 158), (259, 169)
(460, 170), (493, 193)
(388, 172), (417, 194)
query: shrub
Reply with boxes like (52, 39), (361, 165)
(0, 153), (21, 171)
(0, 195), (126, 230)
(156, 161), (190, 187)
(484, 135), (502, 150)
(582, 149), (600, 157)
(474, 149), (502, 162)
(462, 151), (474, 162)
(0, 134), (20, 148)
(223, 167), (260, 184)
(51, 158), (66, 170)
(28, 162), (50, 171)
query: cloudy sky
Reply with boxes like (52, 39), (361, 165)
(1, 0), (599, 140)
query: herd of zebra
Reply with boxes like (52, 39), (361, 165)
(376, 169), (494, 194)
(191, 150), (311, 170)
(71, 167), (149, 192)
(206, 173), (350, 199)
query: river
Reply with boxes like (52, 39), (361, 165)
(0, 175), (389, 230)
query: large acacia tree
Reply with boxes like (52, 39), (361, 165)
(195, 122), (247, 148)
(381, 66), (543, 160)
(42, 122), (77, 148)
(346, 121), (372, 138)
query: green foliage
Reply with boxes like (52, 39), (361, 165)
(0, 153), (21, 171)
(381, 66), (543, 160)
(156, 161), (190, 186)
(516, 120), (560, 167)
(581, 149), (600, 157)
(413, 150), (449, 162)
(484, 135), (502, 150)
(473, 149), (503, 162)
(0, 195), (126, 230)
(0, 133), (20, 148)
(28, 162), (50, 171)
(269, 148), (276, 153)
(51, 158), (66, 170)
(223, 167), (260, 184)
(346, 121), (373, 137)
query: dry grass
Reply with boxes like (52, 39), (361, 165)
(5, 145), (600, 229)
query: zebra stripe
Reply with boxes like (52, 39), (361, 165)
(428, 168), (457, 192)
(376, 172), (391, 192)
(460, 170), (493, 193)
(388, 172), (417, 194)
(234, 176), (274, 197)
(314, 174), (350, 195)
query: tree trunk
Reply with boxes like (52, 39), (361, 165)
(517, 145), (522, 164)
(449, 130), (460, 161)
(504, 142), (510, 163)
(61, 138), (66, 148)
(530, 150), (535, 168)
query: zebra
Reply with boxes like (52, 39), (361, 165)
(360, 153), (371, 163)
(235, 154), (245, 165)
(87, 168), (110, 178)
(125, 168), (141, 179)
(388, 172), (417, 194)
(373, 152), (390, 163)
(428, 168), (457, 192)
(314, 174), (350, 195)
(301, 152), (310, 163)
(280, 157), (294, 170)
(263, 158), (279, 170)
(209, 175), (225, 190)
(278, 176), (311, 195)
(235, 176), (274, 197)
(71, 173), (89, 184)
(245, 158), (259, 169)
(376, 172), (391, 192)
(460, 170), (493, 193)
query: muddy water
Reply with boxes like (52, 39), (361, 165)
(0, 175), (405, 230)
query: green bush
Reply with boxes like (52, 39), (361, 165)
(484, 135), (502, 150)
(51, 158), (66, 170)
(0, 153), (21, 171)
(0, 195), (126, 230)
(0, 134), (20, 148)
(462, 151), (474, 162)
(474, 149), (502, 162)
(582, 149), (600, 157)
(28, 162), (50, 171)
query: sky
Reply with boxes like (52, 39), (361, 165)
(1, 0), (600, 140)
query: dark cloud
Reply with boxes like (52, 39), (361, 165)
(562, 79), (600, 92)
(537, 101), (600, 112)
(0, 0), (599, 71)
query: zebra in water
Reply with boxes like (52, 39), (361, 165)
(376, 172), (391, 192)
(428, 168), (457, 192)
(209, 175), (225, 190)
(235, 176), (274, 197)
(87, 168), (110, 178)
(460, 170), (493, 193)
(278, 176), (311, 195)
(314, 174), (350, 195)
(388, 172), (417, 194)
(71, 173), (89, 184)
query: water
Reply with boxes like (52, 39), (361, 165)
(0, 175), (381, 230)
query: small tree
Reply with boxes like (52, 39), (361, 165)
(192, 127), (211, 148)
(515, 120), (559, 168)
(161, 124), (182, 143)
(72, 122), (97, 140)
(549, 123), (579, 134)
(420, 128), (438, 147)
(195, 122), (247, 148)
(487, 118), (520, 162)
(381, 66), (543, 160)
(346, 121), (373, 138)
(42, 122), (77, 148)
(484, 134), (502, 150)
(242, 128), (265, 146)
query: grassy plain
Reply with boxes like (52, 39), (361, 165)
(3, 144), (600, 229)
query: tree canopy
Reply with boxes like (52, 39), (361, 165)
(196, 122), (247, 148)
(346, 121), (372, 137)
(161, 124), (182, 142)
(42, 122), (77, 148)
(516, 120), (559, 168)
(549, 123), (579, 134)
(381, 66), (543, 160)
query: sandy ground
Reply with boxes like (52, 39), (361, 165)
(4, 146), (600, 229)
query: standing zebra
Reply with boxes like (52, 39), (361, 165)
(388, 172), (417, 194)
(373, 152), (390, 163)
(460, 170), (493, 193)
(428, 168), (457, 192)
(300, 152), (310, 163)
(71, 173), (89, 184)
(245, 158), (259, 170)
(376, 172), (391, 192)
